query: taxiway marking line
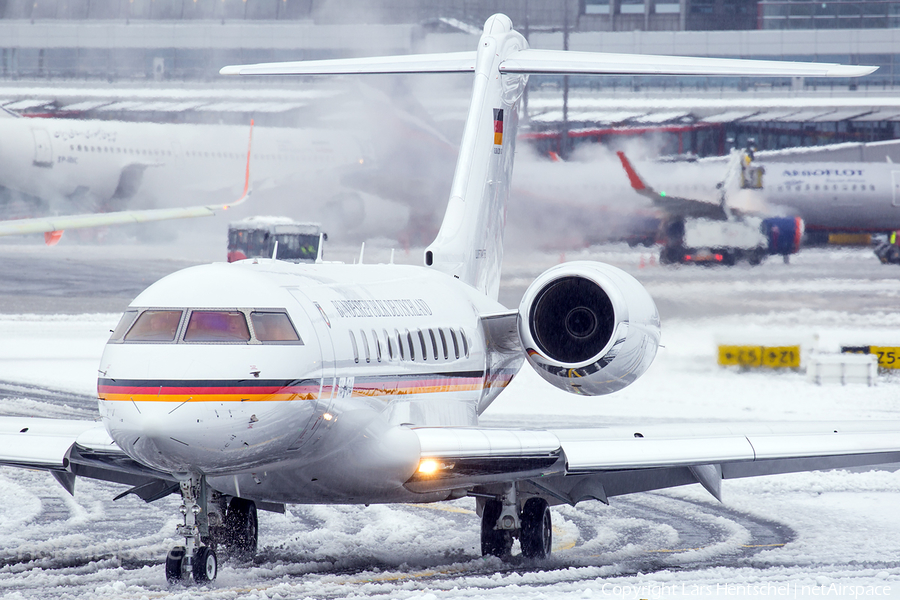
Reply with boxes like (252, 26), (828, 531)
(402, 502), (475, 515)
(647, 542), (785, 553)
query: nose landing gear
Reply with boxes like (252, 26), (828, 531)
(165, 475), (218, 584)
(164, 475), (261, 584)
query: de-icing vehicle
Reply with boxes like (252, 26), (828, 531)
(618, 149), (804, 265)
(0, 15), (897, 585)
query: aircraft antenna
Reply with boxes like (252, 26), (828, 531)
(358, 242), (365, 265)
(271, 240), (279, 260)
(315, 232), (325, 264)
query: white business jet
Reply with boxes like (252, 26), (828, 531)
(1, 14), (897, 585)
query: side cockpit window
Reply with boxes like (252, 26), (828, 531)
(250, 311), (301, 343)
(184, 311), (251, 342)
(109, 310), (138, 342)
(124, 310), (183, 342)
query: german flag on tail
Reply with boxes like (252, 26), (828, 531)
(493, 109), (503, 146)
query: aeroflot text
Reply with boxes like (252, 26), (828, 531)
(596, 582), (891, 598)
(781, 169), (864, 177)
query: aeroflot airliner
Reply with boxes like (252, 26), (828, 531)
(612, 156), (900, 235)
(765, 161), (900, 234)
(2, 14), (900, 585)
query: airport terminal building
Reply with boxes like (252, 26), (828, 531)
(2, 0), (900, 156)
(2, 0), (900, 81)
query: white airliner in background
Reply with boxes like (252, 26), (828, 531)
(1, 14), (899, 586)
(0, 105), (425, 243)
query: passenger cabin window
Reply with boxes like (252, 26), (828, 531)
(428, 329), (438, 360)
(395, 329), (405, 360)
(417, 329), (428, 360)
(450, 329), (460, 359)
(406, 329), (416, 361)
(439, 329), (449, 360)
(360, 329), (371, 363)
(384, 329), (394, 360)
(184, 311), (250, 342)
(250, 311), (301, 343)
(372, 329), (382, 362)
(125, 310), (183, 342)
(460, 329), (469, 358)
(349, 330), (359, 363)
(109, 309), (138, 342)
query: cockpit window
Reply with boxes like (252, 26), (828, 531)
(109, 309), (138, 342)
(184, 311), (251, 342)
(250, 311), (301, 343)
(124, 310), (183, 342)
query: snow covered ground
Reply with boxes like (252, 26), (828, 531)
(0, 247), (899, 599)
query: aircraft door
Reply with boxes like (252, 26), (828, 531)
(31, 128), (52, 167)
(288, 289), (336, 450)
(892, 171), (900, 207)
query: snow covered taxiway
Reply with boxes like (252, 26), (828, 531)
(0, 244), (898, 599)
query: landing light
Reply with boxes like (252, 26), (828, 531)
(323, 413), (333, 421)
(416, 459), (455, 476)
(418, 459), (440, 475)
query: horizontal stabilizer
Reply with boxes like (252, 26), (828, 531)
(223, 49), (874, 79)
(499, 49), (876, 78)
(221, 51), (477, 76)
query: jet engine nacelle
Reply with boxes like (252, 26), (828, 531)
(762, 216), (804, 256)
(517, 262), (660, 396)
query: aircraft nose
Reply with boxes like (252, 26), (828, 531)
(102, 380), (322, 474)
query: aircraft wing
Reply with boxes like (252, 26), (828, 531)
(616, 151), (729, 221)
(0, 416), (177, 500)
(406, 421), (900, 504)
(0, 201), (244, 239)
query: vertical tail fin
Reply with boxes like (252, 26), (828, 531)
(423, 14), (527, 301)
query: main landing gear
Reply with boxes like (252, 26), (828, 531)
(165, 474), (259, 584)
(223, 497), (258, 562)
(479, 484), (552, 560)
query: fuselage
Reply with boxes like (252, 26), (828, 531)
(97, 259), (517, 504)
(0, 115), (365, 209)
(763, 161), (900, 232)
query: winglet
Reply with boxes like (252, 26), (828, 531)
(222, 118), (254, 210)
(616, 151), (648, 192)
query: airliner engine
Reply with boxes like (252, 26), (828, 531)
(517, 262), (660, 396)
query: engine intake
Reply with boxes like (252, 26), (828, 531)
(530, 276), (615, 364)
(518, 262), (660, 396)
